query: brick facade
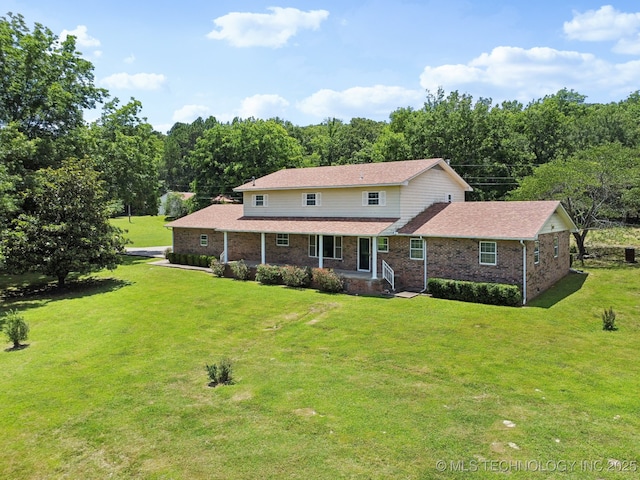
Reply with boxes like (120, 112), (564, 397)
(171, 228), (571, 301)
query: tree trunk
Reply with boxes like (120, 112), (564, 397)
(572, 230), (589, 261)
(57, 273), (67, 288)
(128, 204), (132, 223)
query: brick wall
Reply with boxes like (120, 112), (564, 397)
(526, 231), (571, 300)
(172, 228), (223, 256)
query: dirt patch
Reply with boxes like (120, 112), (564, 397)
(293, 408), (317, 417)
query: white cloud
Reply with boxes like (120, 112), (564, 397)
(297, 85), (423, 120)
(238, 94), (289, 118)
(124, 54), (136, 64)
(564, 5), (640, 42)
(60, 25), (101, 47)
(101, 72), (167, 90)
(418, 46), (634, 101)
(172, 104), (211, 123)
(206, 7), (329, 48)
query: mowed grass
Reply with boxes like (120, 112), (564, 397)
(0, 254), (639, 479)
(110, 215), (173, 247)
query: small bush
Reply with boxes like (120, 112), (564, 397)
(206, 357), (234, 387)
(427, 278), (522, 307)
(255, 264), (283, 285)
(166, 252), (176, 263)
(3, 310), (29, 349)
(602, 307), (617, 331)
(281, 265), (312, 288)
(210, 257), (226, 277)
(164, 247), (173, 259)
(198, 255), (211, 268)
(230, 260), (250, 280)
(312, 268), (344, 293)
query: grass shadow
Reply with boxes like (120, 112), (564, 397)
(4, 343), (29, 352)
(1, 277), (133, 313)
(528, 271), (588, 309)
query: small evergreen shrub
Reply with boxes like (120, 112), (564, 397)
(427, 278), (522, 307)
(164, 247), (172, 259)
(255, 264), (283, 285)
(205, 357), (234, 387)
(198, 255), (211, 268)
(312, 268), (344, 293)
(281, 265), (312, 288)
(230, 260), (250, 280)
(166, 252), (177, 263)
(3, 310), (29, 349)
(210, 257), (226, 277)
(602, 307), (617, 331)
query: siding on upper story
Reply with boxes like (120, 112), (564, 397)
(241, 165), (469, 222)
(398, 165), (467, 226)
(242, 185), (402, 218)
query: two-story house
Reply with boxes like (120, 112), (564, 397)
(167, 158), (577, 303)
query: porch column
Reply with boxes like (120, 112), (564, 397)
(318, 234), (324, 268)
(371, 237), (378, 279)
(261, 232), (266, 264)
(223, 231), (228, 263)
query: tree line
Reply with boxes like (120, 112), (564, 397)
(1, 11), (639, 283)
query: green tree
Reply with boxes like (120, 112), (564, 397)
(189, 119), (303, 209)
(509, 143), (640, 258)
(1, 158), (126, 287)
(0, 13), (107, 170)
(91, 98), (163, 219)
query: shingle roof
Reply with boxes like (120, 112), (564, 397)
(234, 158), (472, 191)
(399, 201), (577, 240)
(166, 204), (398, 236)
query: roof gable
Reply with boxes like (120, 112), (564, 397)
(399, 201), (578, 240)
(234, 158), (472, 192)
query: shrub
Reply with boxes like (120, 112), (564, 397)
(205, 357), (234, 387)
(198, 255), (211, 268)
(164, 247), (173, 259)
(255, 264), (283, 285)
(281, 265), (312, 288)
(427, 278), (522, 307)
(230, 260), (250, 280)
(312, 268), (344, 293)
(3, 310), (29, 349)
(602, 307), (617, 331)
(210, 257), (226, 277)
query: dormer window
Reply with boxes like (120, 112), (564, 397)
(363, 191), (386, 206)
(303, 192), (321, 206)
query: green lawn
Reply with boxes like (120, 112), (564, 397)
(110, 215), (173, 247)
(0, 254), (639, 479)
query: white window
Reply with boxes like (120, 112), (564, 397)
(362, 191), (386, 206)
(554, 236), (559, 258)
(410, 238), (424, 260)
(445, 193), (453, 203)
(276, 233), (289, 247)
(479, 241), (497, 265)
(200, 234), (208, 247)
(302, 192), (321, 206)
(309, 235), (342, 259)
(534, 240), (540, 264)
(377, 237), (389, 253)
(252, 194), (268, 207)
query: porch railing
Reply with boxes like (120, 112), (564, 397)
(382, 260), (395, 291)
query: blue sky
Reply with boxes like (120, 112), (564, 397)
(3, 1), (640, 132)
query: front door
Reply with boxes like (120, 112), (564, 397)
(358, 237), (371, 271)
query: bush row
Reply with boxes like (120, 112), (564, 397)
(427, 278), (522, 307)
(166, 252), (215, 268)
(241, 263), (343, 292)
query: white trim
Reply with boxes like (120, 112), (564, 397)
(302, 192), (321, 207)
(534, 240), (540, 265)
(252, 194), (268, 207)
(276, 233), (289, 246)
(200, 234), (208, 247)
(377, 236), (389, 253)
(479, 241), (497, 266)
(410, 238), (424, 260)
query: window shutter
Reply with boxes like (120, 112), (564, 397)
(263, 194), (268, 207)
(302, 193), (306, 206)
(316, 192), (322, 206)
(379, 191), (386, 206)
(362, 191), (368, 206)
